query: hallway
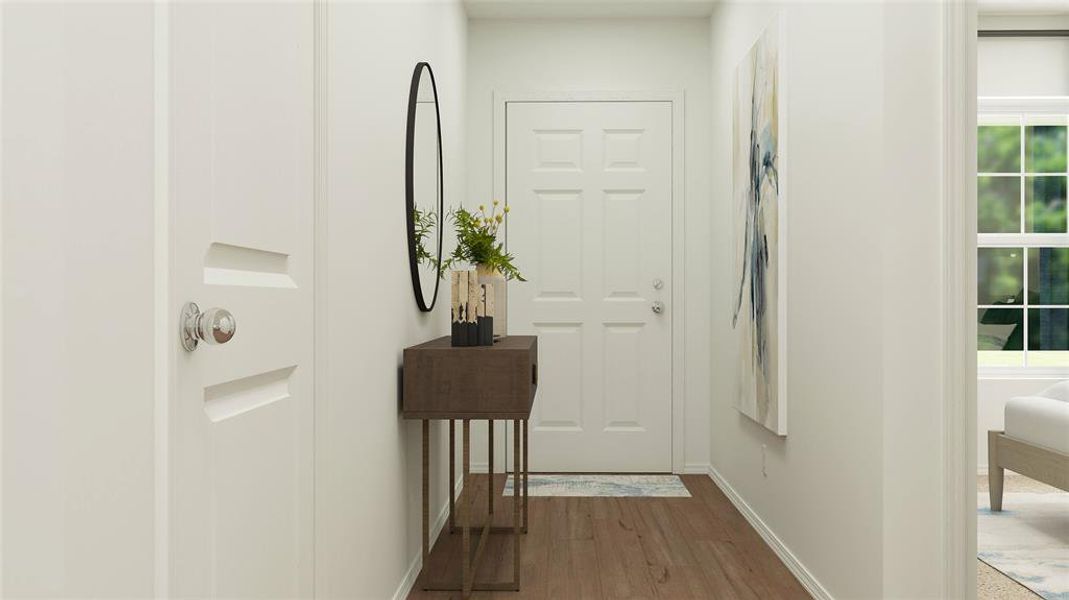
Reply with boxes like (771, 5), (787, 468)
(410, 475), (808, 599)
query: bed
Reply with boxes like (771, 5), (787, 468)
(988, 380), (1069, 511)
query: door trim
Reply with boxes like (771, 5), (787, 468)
(492, 89), (687, 473)
(152, 3), (172, 595)
(312, 2), (328, 598)
(941, 2), (978, 598)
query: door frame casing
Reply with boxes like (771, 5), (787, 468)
(152, 3), (173, 595)
(942, 1), (978, 598)
(492, 89), (687, 473)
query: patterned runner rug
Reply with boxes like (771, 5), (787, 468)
(501, 474), (690, 497)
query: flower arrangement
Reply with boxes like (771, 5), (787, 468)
(442, 201), (525, 281)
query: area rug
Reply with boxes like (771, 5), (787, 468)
(501, 474), (690, 497)
(978, 491), (1069, 600)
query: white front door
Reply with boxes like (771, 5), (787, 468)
(506, 101), (673, 472)
(169, 4), (314, 597)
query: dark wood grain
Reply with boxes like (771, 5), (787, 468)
(402, 336), (538, 420)
(409, 475), (810, 600)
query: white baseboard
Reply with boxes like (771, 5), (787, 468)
(391, 476), (464, 600)
(681, 462), (712, 475)
(706, 466), (833, 600)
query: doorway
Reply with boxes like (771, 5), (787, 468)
(499, 96), (681, 472)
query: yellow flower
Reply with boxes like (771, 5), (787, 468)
(503, 205), (511, 213)
(479, 204), (486, 212)
(495, 214), (503, 223)
(493, 199), (500, 206)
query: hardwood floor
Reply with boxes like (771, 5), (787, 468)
(408, 474), (810, 600)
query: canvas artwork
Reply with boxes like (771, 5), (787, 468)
(732, 17), (787, 436)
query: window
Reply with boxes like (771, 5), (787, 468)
(978, 99), (1069, 373)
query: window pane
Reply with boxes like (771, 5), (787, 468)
(978, 247), (1024, 305)
(1028, 247), (1069, 305)
(978, 309), (1024, 368)
(1025, 124), (1067, 173)
(978, 176), (1021, 233)
(1028, 309), (1069, 368)
(1024, 175), (1068, 233)
(978, 125), (1021, 173)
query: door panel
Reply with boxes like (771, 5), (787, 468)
(170, 4), (313, 598)
(507, 101), (672, 472)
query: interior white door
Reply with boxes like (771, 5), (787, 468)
(506, 101), (672, 472)
(170, 4), (314, 598)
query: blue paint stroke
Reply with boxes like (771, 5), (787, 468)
(733, 53), (779, 402)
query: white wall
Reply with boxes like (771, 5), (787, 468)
(466, 17), (713, 472)
(1, 3), (157, 596)
(317, 2), (466, 598)
(709, 3), (950, 598)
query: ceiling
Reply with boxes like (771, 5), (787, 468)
(463, 0), (719, 20)
(979, 0), (1069, 15)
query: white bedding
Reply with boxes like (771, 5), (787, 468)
(1005, 383), (1069, 455)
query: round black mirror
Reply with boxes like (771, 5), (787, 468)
(406, 62), (443, 312)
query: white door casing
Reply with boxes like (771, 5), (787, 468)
(506, 100), (673, 472)
(169, 4), (314, 597)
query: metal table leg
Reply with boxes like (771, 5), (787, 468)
(513, 419), (521, 587)
(461, 420), (471, 597)
(421, 420), (429, 563)
(421, 417), (526, 595)
(488, 419), (494, 515)
(523, 418), (529, 533)
(448, 419), (455, 532)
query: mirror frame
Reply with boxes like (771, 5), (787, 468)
(405, 61), (445, 312)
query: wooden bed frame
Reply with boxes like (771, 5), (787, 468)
(988, 430), (1069, 511)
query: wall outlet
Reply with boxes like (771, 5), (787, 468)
(761, 444), (768, 478)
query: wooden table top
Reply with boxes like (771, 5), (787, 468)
(402, 335), (538, 420)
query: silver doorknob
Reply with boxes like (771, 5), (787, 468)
(651, 301), (664, 314)
(180, 302), (236, 351)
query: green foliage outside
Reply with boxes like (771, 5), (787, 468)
(977, 176), (1020, 233)
(977, 123), (1068, 362)
(977, 124), (1067, 234)
(978, 248), (1023, 305)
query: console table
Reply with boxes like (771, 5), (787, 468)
(402, 335), (538, 598)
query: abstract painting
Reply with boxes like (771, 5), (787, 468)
(732, 16), (787, 435)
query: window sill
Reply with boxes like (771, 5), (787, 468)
(978, 367), (1069, 380)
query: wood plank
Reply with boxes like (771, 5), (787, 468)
(592, 517), (655, 599)
(545, 539), (602, 600)
(647, 564), (714, 599)
(629, 498), (696, 567)
(701, 539), (778, 599)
